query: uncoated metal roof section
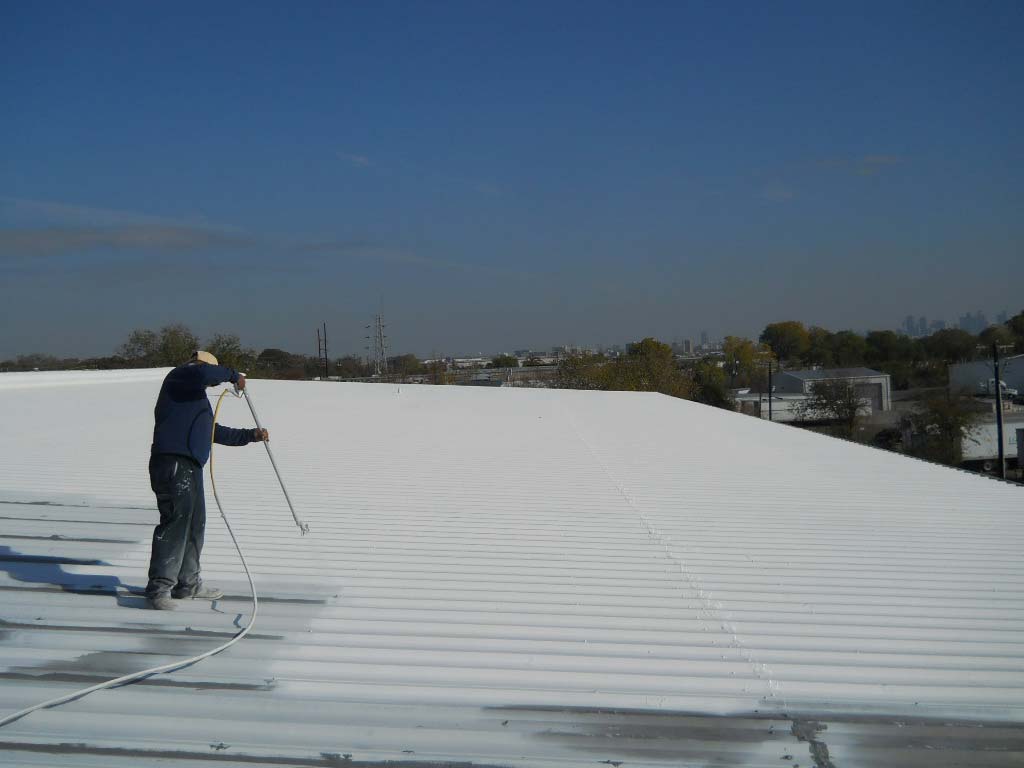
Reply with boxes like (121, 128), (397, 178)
(1, 369), (1022, 767)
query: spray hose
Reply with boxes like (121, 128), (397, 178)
(0, 384), (303, 728)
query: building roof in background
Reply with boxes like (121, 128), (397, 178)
(1, 370), (1022, 766)
(951, 354), (1024, 369)
(781, 367), (887, 380)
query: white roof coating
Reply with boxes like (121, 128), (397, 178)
(1, 369), (1023, 767)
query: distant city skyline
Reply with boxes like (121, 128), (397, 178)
(2, 3), (1021, 360)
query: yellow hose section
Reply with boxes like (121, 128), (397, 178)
(210, 388), (230, 499)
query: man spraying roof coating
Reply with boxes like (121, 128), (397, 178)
(145, 350), (269, 610)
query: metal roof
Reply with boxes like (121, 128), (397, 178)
(1, 369), (1023, 766)
(779, 367), (887, 381)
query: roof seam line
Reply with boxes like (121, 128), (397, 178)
(558, 401), (781, 705)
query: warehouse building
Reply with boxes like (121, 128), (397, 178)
(772, 366), (893, 412)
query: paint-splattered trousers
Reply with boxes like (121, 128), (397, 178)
(145, 453), (207, 599)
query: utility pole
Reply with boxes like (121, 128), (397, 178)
(994, 342), (1006, 480)
(978, 342), (1013, 480)
(316, 322), (329, 381)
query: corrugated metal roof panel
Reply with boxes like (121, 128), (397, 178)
(1, 370), (1022, 766)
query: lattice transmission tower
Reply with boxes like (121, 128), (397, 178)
(365, 314), (389, 376)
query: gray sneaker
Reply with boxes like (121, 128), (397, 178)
(173, 584), (224, 600)
(149, 595), (177, 611)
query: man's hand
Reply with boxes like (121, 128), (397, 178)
(252, 428), (269, 442)
(235, 375), (246, 391)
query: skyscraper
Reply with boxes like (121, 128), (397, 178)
(959, 311), (989, 334)
(700, 331), (709, 348)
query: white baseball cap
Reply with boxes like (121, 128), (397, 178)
(191, 350), (219, 366)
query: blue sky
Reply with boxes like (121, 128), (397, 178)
(1, 1), (1021, 358)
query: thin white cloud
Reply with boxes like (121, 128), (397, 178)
(0, 196), (191, 228)
(1, 196), (246, 232)
(0, 197), (527, 276)
(0, 198), (253, 258)
(0, 226), (251, 258)
(336, 151), (372, 168)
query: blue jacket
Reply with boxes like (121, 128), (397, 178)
(151, 363), (255, 466)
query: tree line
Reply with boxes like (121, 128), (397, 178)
(0, 325), (555, 378)
(5, 311), (1020, 386)
(549, 309), (1023, 407)
(0, 325), (416, 379)
(758, 314), (1024, 389)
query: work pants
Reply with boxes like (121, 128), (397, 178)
(145, 453), (206, 598)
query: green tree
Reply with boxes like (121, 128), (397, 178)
(1006, 310), (1024, 353)
(256, 348), (305, 378)
(205, 333), (256, 371)
(797, 379), (865, 439)
(978, 324), (1015, 350)
(691, 358), (732, 409)
(12, 353), (65, 371)
(865, 330), (915, 366)
(155, 324), (200, 366)
(829, 330), (868, 367)
(723, 336), (774, 387)
(558, 338), (695, 398)
(118, 328), (159, 365)
(805, 326), (835, 367)
(117, 325), (199, 366)
(615, 338), (694, 398)
(523, 356), (546, 367)
(301, 355), (327, 379)
(907, 393), (985, 465)
(256, 348), (293, 369)
(760, 321), (810, 362)
(334, 356), (371, 378)
(389, 353), (424, 376)
(488, 354), (520, 369)
(921, 328), (977, 363)
(555, 353), (607, 390)
(863, 330), (939, 389)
